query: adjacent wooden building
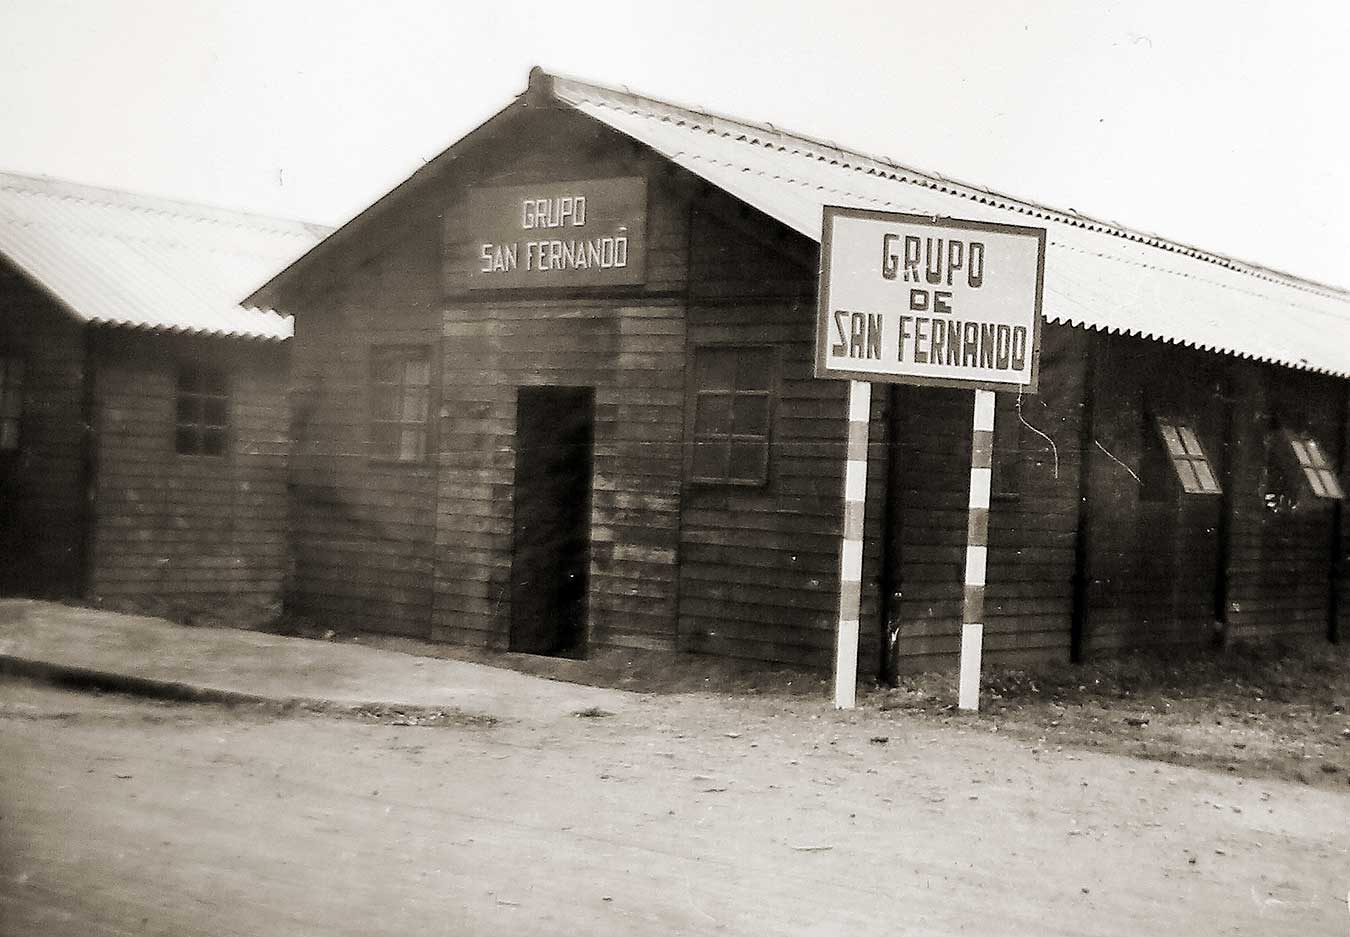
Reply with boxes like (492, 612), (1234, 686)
(248, 69), (1349, 675)
(0, 172), (327, 623)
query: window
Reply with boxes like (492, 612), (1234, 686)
(689, 345), (774, 485)
(370, 346), (431, 462)
(1284, 431), (1344, 500)
(1155, 417), (1221, 495)
(0, 356), (21, 452)
(175, 364), (228, 456)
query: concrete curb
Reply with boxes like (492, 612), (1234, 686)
(0, 655), (503, 722)
(0, 655), (287, 707)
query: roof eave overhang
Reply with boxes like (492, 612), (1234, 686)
(1, 249), (291, 342)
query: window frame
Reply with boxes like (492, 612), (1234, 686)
(1153, 416), (1222, 496)
(685, 343), (778, 488)
(0, 353), (23, 454)
(174, 362), (230, 458)
(1282, 429), (1344, 501)
(368, 344), (434, 465)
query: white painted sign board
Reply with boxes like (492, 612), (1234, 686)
(816, 208), (1046, 391)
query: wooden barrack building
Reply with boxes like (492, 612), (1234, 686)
(0, 172), (327, 623)
(247, 69), (1349, 675)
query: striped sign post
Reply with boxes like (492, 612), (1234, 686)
(833, 379), (871, 709)
(959, 388), (996, 711)
(816, 206), (1045, 712)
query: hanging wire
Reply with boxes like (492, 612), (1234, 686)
(1015, 388), (1060, 479)
(1093, 438), (1143, 485)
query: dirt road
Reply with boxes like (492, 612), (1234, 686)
(1, 676), (1347, 936)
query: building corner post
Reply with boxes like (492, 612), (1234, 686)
(1329, 382), (1349, 644)
(1069, 332), (1098, 664)
(77, 327), (98, 600)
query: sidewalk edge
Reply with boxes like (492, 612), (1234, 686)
(0, 655), (291, 706)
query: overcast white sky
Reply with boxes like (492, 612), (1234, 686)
(2, 0), (1347, 286)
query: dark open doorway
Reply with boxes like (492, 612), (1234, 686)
(510, 386), (594, 656)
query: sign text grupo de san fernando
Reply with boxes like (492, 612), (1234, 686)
(816, 208), (1046, 391)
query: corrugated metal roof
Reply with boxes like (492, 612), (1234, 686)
(548, 71), (1350, 378)
(0, 171), (331, 340)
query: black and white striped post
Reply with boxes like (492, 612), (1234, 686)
(832, 379), (871, 709)
(959, 388), (996, 711)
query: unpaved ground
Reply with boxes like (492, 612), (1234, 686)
(877, 643), (1350, 791)
(330, 629), (1350, 790)
(2, 676), (1347, 936)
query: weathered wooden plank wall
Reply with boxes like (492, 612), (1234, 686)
(0, 265), (86, 596)
(1081, 335), (1228, 652)
(1072, 334), (1345, 654)
(1226, 362), (1342, 643)
(287, 253), (442, 637)
(1335, 386), (1350, 643)
(677, 203), (882, 671)
(89, 332), (289, 622)
(887, 323), (1086, 671)
(433, 301), (685, 650)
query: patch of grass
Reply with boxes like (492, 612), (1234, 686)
(974, 639), (1346, 707)
(870, 639), (1350, 788)
(572, 706), (615, 718)
(302, 701), (498, 729)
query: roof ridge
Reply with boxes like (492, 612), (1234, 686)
(0, 168), (333, 236)
(540, 68), (1350, 300)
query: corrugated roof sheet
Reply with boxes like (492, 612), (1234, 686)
(0, 171), (331, 340)
(549, 72), (1350, 378)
